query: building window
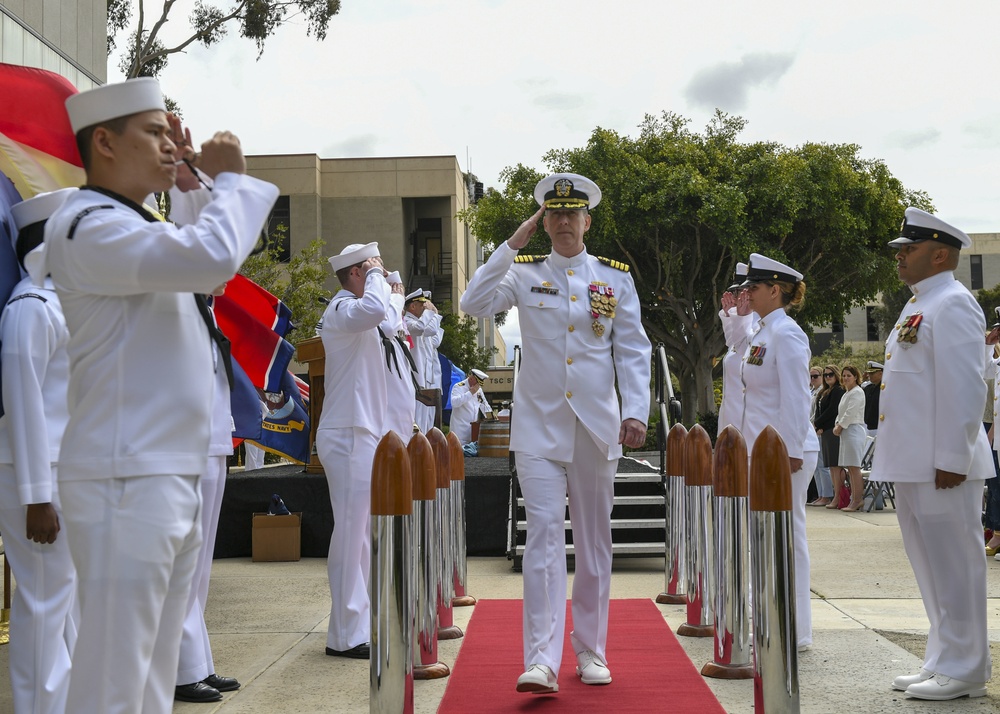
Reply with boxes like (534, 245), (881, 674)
(267, 195), (291, 263)
(971, 254), (983, 290)
(832, 320), (844, 335)
(866, 306), (879, 342)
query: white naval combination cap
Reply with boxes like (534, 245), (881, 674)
(888, 207), (970, 250)
(867, 361), (884, 371)
(404, 289), (431, 305)
(470, 369), (489, 381)
(533, 173), (602, 210)
(727, 262), (749, 291)
(65, 77), (166, 134)
(741, 253), (803, 286)
(328, 242), (379, 272)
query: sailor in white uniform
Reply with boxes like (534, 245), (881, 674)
(735, 253), (820, 651)
(404, 289), (444, 432)
(0, 189), (77, 714)
(316, 242), (391, 659)
(461, 173), (651, 694)
(380, 270), (417, 443)
(28, 78), (278, 714)
(717, 262), (753, 435)
(878, 208), (992, 701)
(449, 368), (492, 445)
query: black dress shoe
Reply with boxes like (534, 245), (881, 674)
(175, 682), (223, 703)
(203, 673), (240, 692)
(326, 643), (370, 659)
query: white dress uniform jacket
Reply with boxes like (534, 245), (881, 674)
(449, 380), (487, 445)
(717, 306), (753, 436)
(29, 175), (279, 481)
(379, 292), (416, 442)
(0, 277), (76, 714)
(405, 308), (443, 390)
(872, 271), (992, 483)
(460, 242), (651, 461)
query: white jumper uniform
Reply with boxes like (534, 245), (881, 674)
(460, 242), (651, 677)
(872, 270), (992, 684)
(717, 306), (753, 435)
(736, 308), (820, 649)
(405, 307), (443, 433)
(29, 174), (278, 714)
(0, 277), (77, 714)
(380, 292), (416, 444)
(317, 269), (391, 650)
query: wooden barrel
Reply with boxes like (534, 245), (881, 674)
(478, 420), (510, 458)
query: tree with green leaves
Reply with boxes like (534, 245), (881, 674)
(239, 232), (331, 346)
(108, 0), (341, 78)
(437, 301), (497, 374)
(462, 111), (931, 422)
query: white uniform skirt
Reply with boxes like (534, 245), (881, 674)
(838, 423), (867, 467)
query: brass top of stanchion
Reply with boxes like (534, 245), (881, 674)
(683, 424), (713, 486)
(665, 422), (688, 477)
(371, 431), (413, 516)
(749, 425), (791, 512)
(407, 432), (437, 501)
(426, 427), (451, 489)
(713, 425), (748, 497)
(446, 431), (465, 481)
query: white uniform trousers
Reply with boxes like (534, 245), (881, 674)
(62, 474), (202, 714)
(244, 442), (265, 470)
(896, 480), (991, 682)
(515, 419), (616, 677)
(177, 456), (227, 685)
(415, 402), (435, 435)
(0, 468), (76, 714)
(791, 451), (817, 648)
(317, 426), (379, 650)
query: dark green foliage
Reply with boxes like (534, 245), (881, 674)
(437, 301), (497, 374)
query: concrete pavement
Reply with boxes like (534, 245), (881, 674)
(1, 501), (999, 712)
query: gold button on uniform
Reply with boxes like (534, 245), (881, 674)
(567, 358), (573, 365)
(880, 383), (886, 390)
(879, 414), (885, 422)
(886, 353), (891, 360)
(568, 270), (575, 276)
(909, 297), (917, 303)
(568, 325), (575, 332)
(566, 391), (573, 398)
(538, 302), (544, 306)
(571, 295), (577, 302)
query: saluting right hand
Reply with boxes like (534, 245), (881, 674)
(198, 131), (246, 179)
(507, 207), (545, 250)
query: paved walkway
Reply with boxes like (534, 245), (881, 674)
(1, 504), (998, 712)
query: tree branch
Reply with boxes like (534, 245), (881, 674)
(140, 1), (248, 68)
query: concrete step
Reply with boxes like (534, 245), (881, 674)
(515, 518), (665, 532)
(516, 494), (664, 508)
(514, 542), (665, 556)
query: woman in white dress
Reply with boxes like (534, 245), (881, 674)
(832, 365), (867, 511)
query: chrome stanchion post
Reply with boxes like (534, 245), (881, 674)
(446, 432), (476, 607)
(370, 431), (414, 714)
(749, 426), (799, 713)
(427, 428), (462, 639)
(407, 433), (450, 679)
(702, 425), (753, 678)
(677, 424), (715, 637)
(657, 423), (688, 605)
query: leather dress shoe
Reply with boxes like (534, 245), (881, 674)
(891, 668), (933, 691)
(905, 675), (987, 700)
(326, 643), (370, 659)
(203, 673), (240, 692)
(175, 681), (223, 703)
(516, 664), (558, 693)
(576, 650), (612, 685)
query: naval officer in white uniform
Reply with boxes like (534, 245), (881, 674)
(735, 253), (820, 651)
(28, 77), (279, 714)
(0, 189), (77, 714)
(316, 242), (392, 659)
(404, 289), (444, 432)
(461, 173), (651, 694)
(717, 262), (753, 435)
(449, 368), (491, 445)
(878, 208), (992, 701)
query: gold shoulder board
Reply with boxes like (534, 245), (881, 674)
(597, 256), (630, 272)
(514, 255), (547, 263)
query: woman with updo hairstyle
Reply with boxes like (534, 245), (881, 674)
(733, 252), (820, 652)
(833, 364), (867, 511)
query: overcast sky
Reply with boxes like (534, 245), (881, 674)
(113, 0), (1000, 361)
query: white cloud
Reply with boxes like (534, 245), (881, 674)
(684, 52), (796, 112)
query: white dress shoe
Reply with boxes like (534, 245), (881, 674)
(516, 664), (558, 694)
(891, 668), (933, 691)
(576, 649), (612, 685)
(905, 675), (987, 700)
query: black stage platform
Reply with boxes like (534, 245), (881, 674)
(216, 457), (513, 559)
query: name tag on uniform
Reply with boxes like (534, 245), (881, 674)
(531, 286), (559, 295)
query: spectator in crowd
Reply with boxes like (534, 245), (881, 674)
(833, 365), (867, 511)
(807, 366), (834, 506)
(814, 364), (845, 508)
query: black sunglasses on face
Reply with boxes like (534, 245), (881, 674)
(823, 372), (835, 377)
(810, 374), (820, 378)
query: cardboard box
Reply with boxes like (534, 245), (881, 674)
(252, 512), (302, 562)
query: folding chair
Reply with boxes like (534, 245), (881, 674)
(861, 436), (895, 511)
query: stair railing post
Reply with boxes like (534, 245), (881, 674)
(676, 424), (715, 637)
(370, 431), (414, 714)
(656, 423), (688, 604)
(426, 428), (462, 640)
(749, 426), (799, 713)
(701, 425), (753, 679)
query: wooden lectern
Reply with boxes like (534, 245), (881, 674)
(296, 336), (325, 473)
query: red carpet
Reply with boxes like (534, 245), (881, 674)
(437, 599), (726, 713)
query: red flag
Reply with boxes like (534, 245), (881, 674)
(219, 274), (293, 338)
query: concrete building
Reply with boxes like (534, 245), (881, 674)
(0, 0), (106, 90)
(245, 153), (505, 363)
(813, 232), (1000, 352)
